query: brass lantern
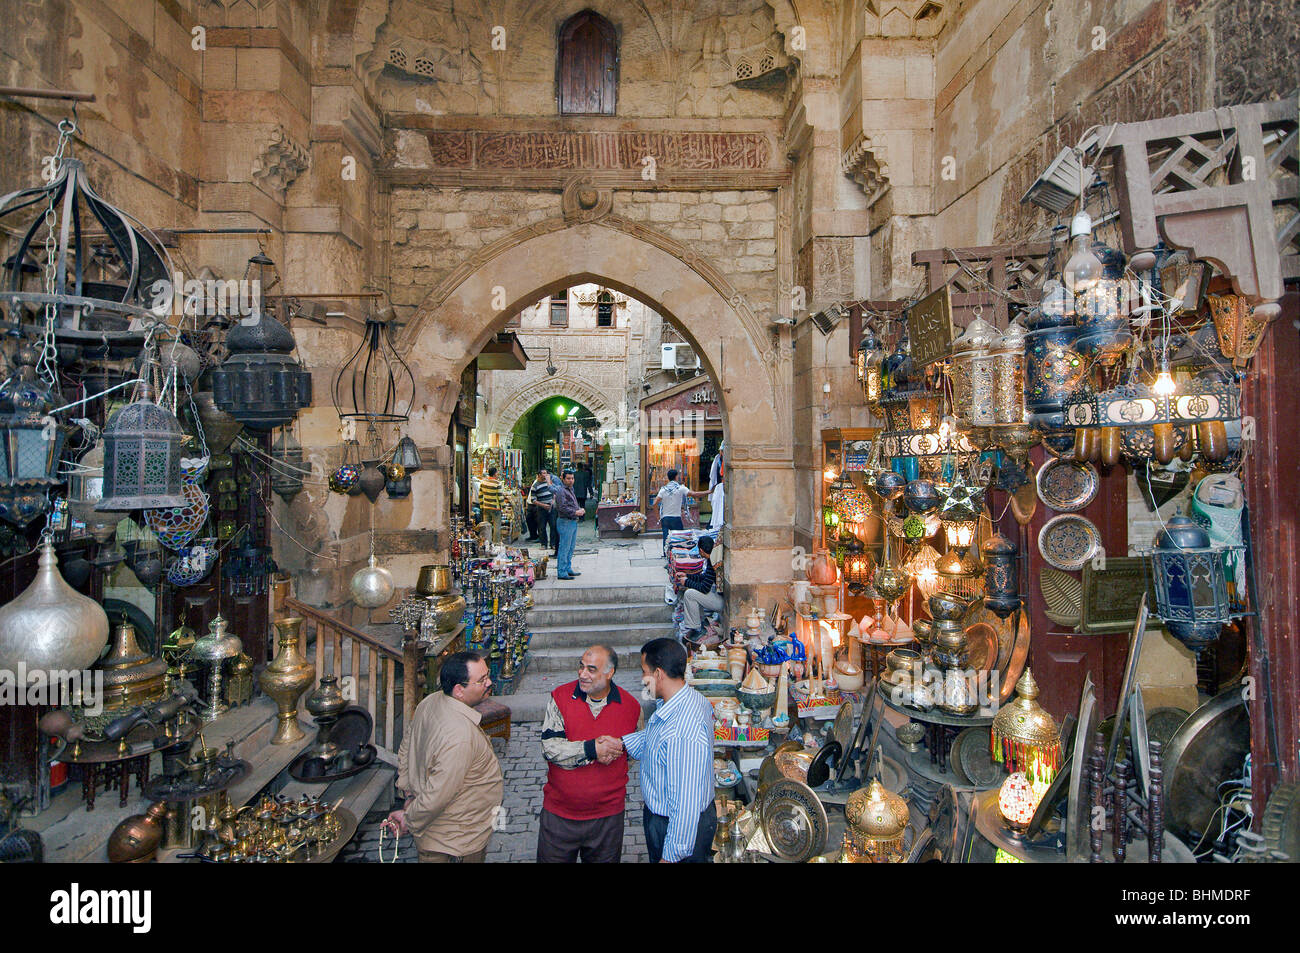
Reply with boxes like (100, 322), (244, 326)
(857, 327), (885, 413)
(0, 346), (70, 526)
(991, 668), (1061, 784)
(844, 778), (909, 862)
(97, 386), (186, 511)
(948, 315), (999, 428)
(1208, 293), (1272, 369)
(842, 550), (875, 593)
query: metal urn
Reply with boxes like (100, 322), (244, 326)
(0, 539), (110, 675)
(106, 802), (168, 862)
(304, 674), (347, 761)
(413, 564), (467, 635)
(259, 616), (314, 745)
(191, 615), (242, 721)
(350, 555), (395, 609)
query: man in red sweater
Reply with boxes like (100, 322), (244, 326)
(537, 644), (644, 862)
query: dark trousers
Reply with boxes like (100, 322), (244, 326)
(525, 506), (538, 540)
(549, 508), (559, 554)
(660, 515), (684, 554)
(576, 496), (587, 522)
(536, 808), (624, 863)
(643, 804), (716, 863)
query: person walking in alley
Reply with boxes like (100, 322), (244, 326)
(598, 638), (715, 863)
(676, 536), (724, 646)
(554, 468), (585, 580)
(388, 652), (503, 863)
(536, 645), (644, 862)
(478, 467), (503, 545)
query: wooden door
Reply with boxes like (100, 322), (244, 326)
(557, 11), (618, 115)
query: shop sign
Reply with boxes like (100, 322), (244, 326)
(907, 286), (953, 367)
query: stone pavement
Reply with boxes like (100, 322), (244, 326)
(338, 723), (649, 863)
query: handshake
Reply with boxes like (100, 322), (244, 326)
(593, 735), (624, 764)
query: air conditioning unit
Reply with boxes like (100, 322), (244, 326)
(661, 343), (701, 371)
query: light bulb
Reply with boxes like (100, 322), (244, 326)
(1153, 370), (1176, 396)
(1062, 212), (1104, 294)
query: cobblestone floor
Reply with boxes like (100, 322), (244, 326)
(339, 723), (649, 863)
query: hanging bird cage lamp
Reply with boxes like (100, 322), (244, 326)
(0, 143), (174, 329)
(332, 306), (415, 424)
(97, 383), (186, 511)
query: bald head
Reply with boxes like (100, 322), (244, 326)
(578, 644), (618, 700)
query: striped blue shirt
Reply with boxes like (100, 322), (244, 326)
(622, 684), (715, 862)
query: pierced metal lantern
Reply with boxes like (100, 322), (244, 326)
(982, 533), (1020, 618)
(857, 327), (885, 414)
(0, 346), (70, 525)
(393, 435), (422, 471)
(844, 778), (909, 862)
(948, 316), (999, 428)
(222, 542), (275, 597)
(1147, 515), (1247, 652)
(842, 551), (874, 592)
(991, 668), (1061, 784)
(936, 548), (983, 602)
(210, 312), (312, 430)
(270, 430), (305, 502)
(97, 387), (186, 511)
(384, 462), (412, 499)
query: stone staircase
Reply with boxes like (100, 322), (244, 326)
(509, 582), (673, 721)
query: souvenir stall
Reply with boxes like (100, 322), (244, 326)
(705, 99), (1298, 864)
(639, 378), (721, 533)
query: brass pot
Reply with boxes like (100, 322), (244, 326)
(258, 617), (315, 745)
(930, 620), (967, 668)
(98, 620), (168, 712)
(425, 591), (467, 635)
(305, 674), (347, 760)
(415, 564), (453, 596)
(107, 802), (168, 862)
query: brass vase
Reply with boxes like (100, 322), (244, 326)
(304, 674), (347, 760)
(259, 617), (314, 745)
(415, 564), (467, 635)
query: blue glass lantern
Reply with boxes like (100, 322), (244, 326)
(1148, 516), (1247, 652)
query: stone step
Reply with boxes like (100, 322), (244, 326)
(528, 600), (672, 627)
(526, 620), (671, 648)
(501, 673), (654, 723)
(529, 583), (666, 606)
(526, 644), (649, 673)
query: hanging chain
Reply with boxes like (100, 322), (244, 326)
(36, 117), (78, 387)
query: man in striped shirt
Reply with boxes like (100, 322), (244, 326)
(603, 638), (716, 863)
(478, 466), (503, 544)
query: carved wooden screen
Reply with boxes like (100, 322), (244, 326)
(557, 11), (618, 115)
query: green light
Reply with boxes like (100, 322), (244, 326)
(555, 405), (566, 417)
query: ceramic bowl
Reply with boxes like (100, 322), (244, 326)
(737, 687), (778, 712)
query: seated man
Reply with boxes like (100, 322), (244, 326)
(675, 536), (724, 646)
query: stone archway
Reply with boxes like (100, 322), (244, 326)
(487, 375), (621, 440)
(400, 219), (795, 602)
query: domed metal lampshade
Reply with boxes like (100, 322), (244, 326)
(97, 388), (186, 510)
(845, 778), (909, 860)
(991, 668), (1061, 783)
(0, 540), (110, 675)
(210, 312), (312, 430)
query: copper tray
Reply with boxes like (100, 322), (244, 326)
(757, 778), (828, 863)
(1036, 458), (1099, 512)
(1038, 514), (1102, 572)
(955, 726), (1001, 788)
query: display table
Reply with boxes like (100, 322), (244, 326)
(878, 685), (993, 776)
(596, 502), (639, 538)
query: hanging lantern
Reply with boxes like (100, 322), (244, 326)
(191, 391), (243, 454)
(384, 461), (412, 499)
(991, 668), (1061, 784)
(982, 533), (1020, 618)
(332, 307), (415, 424)
(167, 538), (218, 587)
(1147, 515), (1247, 652)
(904, 543), (941, 600)
(0, 346), (71, 526)
(351, 555), (395, 609)
(842, 551), (875, 593)
(223, 542), (275, 597)
(97, 385), (186, 511)
(857, 327), (885, 413)
(144, 456), (210, 550)
(270, 430), (305, 502)
(997, 772), (1041, 835)
(832, 481), (872, 524)
(1208, 293), (1272, 369)
(393, 435), (422, 471)
(943, 519), (978, 557)
(948, 315), (999, 428)
(990, 317), (1028, 426)
(329, 438), (363, 495)
(210, 307), (313, 430)
(0, 539), (110, 675)
(936, 548), (983, 602)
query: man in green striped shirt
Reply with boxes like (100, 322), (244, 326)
(479, 467), (503, 544)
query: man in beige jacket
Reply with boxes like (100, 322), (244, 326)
(389, 651), (504, 862)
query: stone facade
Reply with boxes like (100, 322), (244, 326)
(1, 0), (1295, 612)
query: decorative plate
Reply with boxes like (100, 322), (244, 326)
(758, 778), (829, 863)
(1040, 567), (1083, 629)
(831, 701), (855, 754)
(955, 727), (1003, 788)
(963, 622), (998, 674)
(1035, 458), (1099, 512)
(1038, 514), (1102, 571)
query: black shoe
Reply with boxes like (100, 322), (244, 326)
(570, 571), (582, 576)
(557, 574), (575, 580)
